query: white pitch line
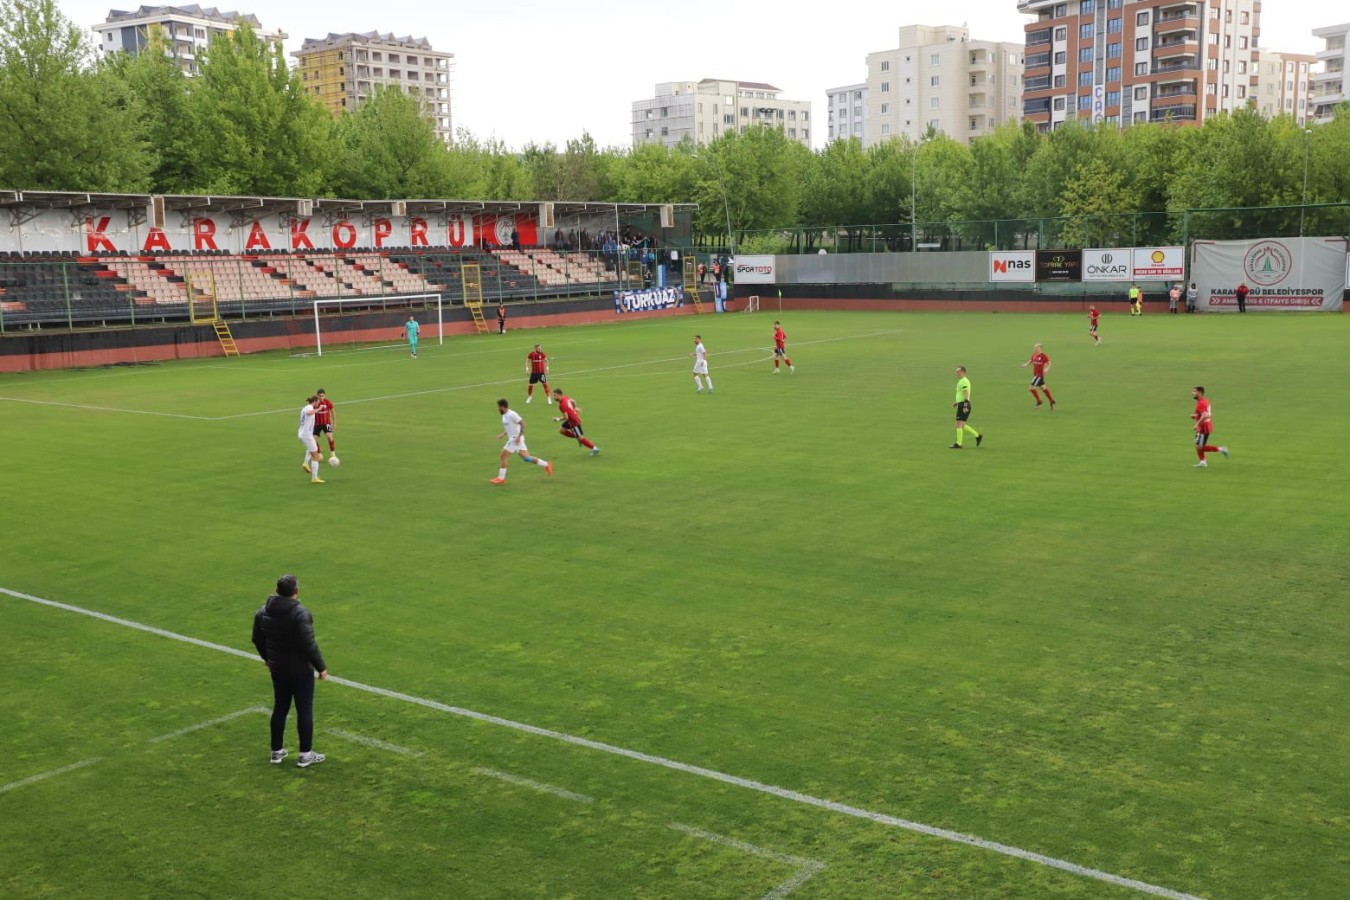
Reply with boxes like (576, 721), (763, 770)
(0, 758), (102, 795)
(0, 585), (1204, 900)
(147, 707), (268, 744)
(669, 822), (825, 900)
(328, 728), (422, 756)
(0, 396), (214, 419)
(472, 767), (595, 804)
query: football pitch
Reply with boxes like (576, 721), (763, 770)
(1, 310), (1346, 899)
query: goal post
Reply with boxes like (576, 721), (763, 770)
(311, 293), (443, 357)
(744, 295), (760, 313)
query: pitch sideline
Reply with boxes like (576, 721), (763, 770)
(0, 585), (1203, 900)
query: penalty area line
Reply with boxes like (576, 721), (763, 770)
(0, 584), (1203, 900)
(1, 757), (102, 795)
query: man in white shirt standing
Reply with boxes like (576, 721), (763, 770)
(298, 394), (324, 484)
(691, 335), (714, 394)
(492, 398), (552, 485)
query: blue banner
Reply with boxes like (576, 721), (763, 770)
(615, 285), (684, 314)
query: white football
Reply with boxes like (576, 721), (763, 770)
(327, 456), (341, 468)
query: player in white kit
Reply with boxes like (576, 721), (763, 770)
(297, 395), (324, 483)
(491, 399), (551, 484)
(691, 335), (713, 393)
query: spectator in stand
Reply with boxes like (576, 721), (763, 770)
(698, 262), (707, 284)
(510, 228), (520, 251)
(554, 229), (564, 251)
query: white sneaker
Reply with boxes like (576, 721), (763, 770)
(1193, 460), (1208, 468)
(789, 366), (795, 373)
(296, 751), (326, 768)
(773, 368), (779, 374)
(270, 749), (288, 765)
(547, 398), (552, 405)
(695, 388), (702, 393)
(526, 395), (532, 404)
(1218, 447), (1229, 458)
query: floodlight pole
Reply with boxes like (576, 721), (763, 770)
(1300, 128), (1311, 236)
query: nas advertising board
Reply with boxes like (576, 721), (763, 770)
(989, 251), (1035, 282)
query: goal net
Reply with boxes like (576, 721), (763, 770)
(744, 295), (760, 313)
(311, 293), (444, 357)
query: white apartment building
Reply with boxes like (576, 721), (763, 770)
(1310, 22), (1348, 123)
(1256, 51), (1314, 126)
(826, 84), (868, 143)
(94, 4), (285, 74)
(632, 79), (813, 149)
(293, 33), (453, 143)
(865, 25), (1023, 145)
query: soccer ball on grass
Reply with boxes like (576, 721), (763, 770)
(327, 456), (341, 468)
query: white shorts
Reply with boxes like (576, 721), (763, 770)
(504, 437), (528, 455)
(299, 434), (318, 453)
(692, 361), (709, 376)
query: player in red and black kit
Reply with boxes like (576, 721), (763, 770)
(551, 388), (599, 456)
(1020, 343), (1055, 409)
(772, 321), (794, 373)
(1191, 385), (1229, 468)
(313, 388), (336, 458)
(1088, 305), (1101, 344)
(525, 344), (551, 404)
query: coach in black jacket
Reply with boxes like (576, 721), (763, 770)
(252, 574), (329, 768)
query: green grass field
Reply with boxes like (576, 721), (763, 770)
(2, 310), (1347, 899)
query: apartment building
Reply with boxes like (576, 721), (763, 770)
(631, 80), (813, 149)
(292, 33), (453, 143)
(865, 25), (1024, 146)
(94, 4), (285, 74)
(826, 84), (869, 144)
(1256, 51), (1315, 125)
(1020, 0), (1260, 130)
(1309, 22), (1348, 123)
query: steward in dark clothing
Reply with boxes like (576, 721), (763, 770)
(252, 574), (327, 765)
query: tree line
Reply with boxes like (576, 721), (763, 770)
(2, 0), (1347, 249)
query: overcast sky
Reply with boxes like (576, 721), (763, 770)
(60, 0), (1330, 151)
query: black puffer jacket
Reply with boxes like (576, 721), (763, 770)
(251, 594), (326, 677)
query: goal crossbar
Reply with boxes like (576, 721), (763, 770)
(312, 294), (444, 357)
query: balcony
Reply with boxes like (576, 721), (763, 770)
(1151, 104), (1197, 121)
(1026, 52), (1051, 68)
(1028, 28), (1052, 46)
(1024, 98), (1052, 114)
(1153, 56), (1199, 73)
(1025, 75), (1052, 91)
(1155, 29), (1197, 48)
(1155, 81), (1197, 98)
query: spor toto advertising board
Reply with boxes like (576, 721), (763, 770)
(733, 255), (776, 284)
(989, 251), (1036, 282)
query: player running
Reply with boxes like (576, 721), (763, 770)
(525, 344), (551, 404)
(297, 394), (325, 483)
(772, 321), (794, 373)
(492, 399), (552, 484)
(552, 388), (599, 456)
(1088, 305), (1101, 344)
(1020, 343), (1056, 410)
(313, 388), (337, 459)
(1191, 386), (1229, 469)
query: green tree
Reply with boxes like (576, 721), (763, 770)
(110, 26), (194, 193)
(189, 24), (329, 196)
(0, 0), (149, 191)
(328, 85), (449, 199)
(1057, 156), (1139, 247)
(701, 126), (810, 249)
(950, 120), (1039, 248)
(800, 137), (870, 249)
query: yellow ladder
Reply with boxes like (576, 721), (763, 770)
(682, 256), (704, 313)
(461, 261), (490, 334)
(212, 319), (239, 357)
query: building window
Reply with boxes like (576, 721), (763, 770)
(1079, 48), (1093, 63)
(1054, 74), (1066, 87)
(930, 53), (940, 65)
(1135, 62), (1148, 76)
(1054, 51), (1065, 64)
(1107, 66), (1120, 82)
(930, 97), (940, 108)
(1053, 96), (1065, 110)
(1106, 43), (1121, 59)
(1105, 90), (1120, 106)
(881, 123), (890, 135)
(1237, 85), (1246, 99)
(1107, 0), (1121, 7)
(1241, 11), (1249, 24)
(1239, 36), (1247, 49)
(1080, 23), (1094, 40)
(1107, 18), (1121, 34)
(1134, 86), (1148, 100)
(1135, 10), (1148, 25)
(881, 81), (890, 93)
(1136, 37), (1148, 51)
(881, 103), (889, 113)
(1079, 94), (1093, 110)
(1054, 3), (1067, 14)
(1079, 71), (1093, 87)
(1081, 0), (1096, 12)
(1238, 61), (1246, 74)
(1054, 26), (1067, 41)
(881, 61), (890, 72)
(930, 75), (940, 87)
